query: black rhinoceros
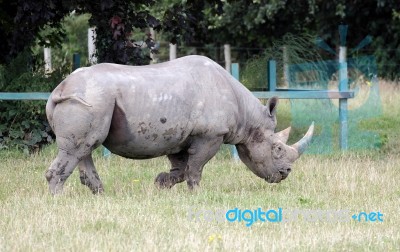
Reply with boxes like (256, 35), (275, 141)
(45, 55), (313, 194)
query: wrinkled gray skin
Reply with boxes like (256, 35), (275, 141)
(45, 55), (314, 194)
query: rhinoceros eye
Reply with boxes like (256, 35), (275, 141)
(272, 143), (286, 159)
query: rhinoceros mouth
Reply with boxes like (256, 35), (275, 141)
(279, 172), (288, 180)
(265, 173), (283, 183)
(279, 167), (291, 180)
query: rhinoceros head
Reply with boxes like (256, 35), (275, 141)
(236, 97), (314, 183)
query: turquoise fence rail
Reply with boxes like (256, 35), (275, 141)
(0, 60), (355, 157)
(230, 60), (355, 156)
(0, 92), (50, 100)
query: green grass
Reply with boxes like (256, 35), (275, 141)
(0, 82), (399, 251)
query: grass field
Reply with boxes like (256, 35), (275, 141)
(0, 82), (399, 251)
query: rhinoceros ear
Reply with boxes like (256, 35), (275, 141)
(266, 96), (279, 117)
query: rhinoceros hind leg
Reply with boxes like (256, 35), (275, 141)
(46, 101), (112, 195)
(78, 155), (104, 194)
(155, 151), (188, 188)
(45, 150), (81, 195)
(185, 137), (223, 190)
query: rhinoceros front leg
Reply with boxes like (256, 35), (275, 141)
(185, 136), (223, 190)
(78, 155), (104, 194)
(155, 151), (188, 188)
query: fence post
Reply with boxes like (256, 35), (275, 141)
(44, 47), (52, 73)
(268, 60), (277, 91)
(72, 53), (80, 71)
(283, 46), (289, 87)
(150, 28), (159, 64)
(88, 27), (97, 64)
(230, 63), (240, 160)
(224, 44), (231, 72)
(339, 24), (348, 150)
(169, 43), (177, 60)
(88, 28), (110, 157)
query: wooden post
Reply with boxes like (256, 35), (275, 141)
(44, 47), (52, 73)
(88, 27), (97, 64)
(88, 28), (109, 157)
(282, 46), (289, 87)
(339, 24), (348, 150)
(230, 63), (240, 160)
(224, 44), (231, 72)
(150, 28), (158, 64)
(169, 43), (177, 60)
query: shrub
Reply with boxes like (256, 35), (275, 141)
(0, 51), (69, 153)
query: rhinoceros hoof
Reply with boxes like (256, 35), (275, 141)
(91, 186), (104, 195)
(154, 172), (174, 189)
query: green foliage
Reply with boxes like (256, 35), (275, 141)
(205, 1), (400, 80)
(312, 1), (400, 80)
(0, 51), (69, 153)
(33, 13), (90, 68)
(3, 0), (67, 61)
(206, 1), (314, 47)
(1, 0), (222, 66)
(85, 1), (159, 65)
(51, 13), (90, 66)
(241, 33), (324, 90)
(1, 0), (400, 79)
(359, 114), (400, 154)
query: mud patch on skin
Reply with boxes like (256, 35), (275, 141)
(138, 122), (147, 134)
(163, 126), (178, 140)
(56, 161), (69, 176)
(152, 134), (158, 141)
(163, 127), (177, 136)
(79, 171), (90, 186)
(179, 130), (186, 141)
(250, 128), (265, 143)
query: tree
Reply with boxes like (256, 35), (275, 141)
(313, 0), (400, 79)
(1, 0), (399, 78)
(0, 0), (223, 66)
(200, 0), (400, 79)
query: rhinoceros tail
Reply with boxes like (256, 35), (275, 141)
(48, 81), (92, 107)
(51, 95), (92, 107)
(46, 85), (92, 130)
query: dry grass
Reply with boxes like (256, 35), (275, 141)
(0, 81), (399, 251)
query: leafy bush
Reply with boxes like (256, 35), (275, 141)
(36, 13), (90, 67)
(241, 33), (324, 90)
(0, 51), (69, 153)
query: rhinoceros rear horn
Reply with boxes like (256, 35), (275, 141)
(292, 122), (314, 156)
(276, 127), (291, 144)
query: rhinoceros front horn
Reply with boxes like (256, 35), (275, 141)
(291, 122), (314, 156)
